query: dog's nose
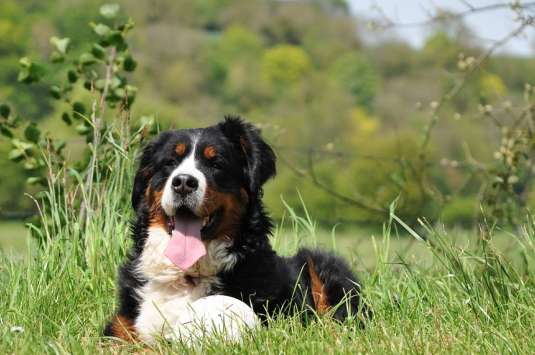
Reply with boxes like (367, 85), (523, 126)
(172, 174), (198, 195)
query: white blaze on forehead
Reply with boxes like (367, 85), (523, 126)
(161, 140), (207, 216)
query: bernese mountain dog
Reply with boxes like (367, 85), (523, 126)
(104, 116), (369, 342)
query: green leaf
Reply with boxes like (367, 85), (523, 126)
(75, 124), (91, 135)
(17, 57), (45, 84)
(110, 76), (122, 88)
(24, 123), (41, 143)
(91, 43), (106, 59)
(11, 139), (34, 151)
(140, 115), (154, 125)
(50, 51), (65, 63)
(27, 176), (46, 185)
(50, 37), (70, 54)
(100, 3), (120, 19)
(49, 85), (62, 99)
(8, 149), (25, 161)
(7, 114), (21, 126)
(23, 157), (39, 170)
(125, 84), (137, 93)
(92, 23), (111, 37)
(83, 81), (92, 90)
(123, 55), (137, 71)
(0, 126), (13, 138)
(95, 79), (105, 90)
(0, 104), (10, 118)
(114, 87), (125, 98)
(79, 52), (96, 66)
(19, 57), (31, 68)
(67, 70), (78, 83)
(72, 102), (86, 116)
(125, 84), (137, 105)
(117, 18), (135, 33)
(61, 112), (72, 125)
(107, 31), (126, 49)
(54, 140), (66, 153)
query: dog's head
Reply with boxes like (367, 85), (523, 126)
(132, 116), (276, 242)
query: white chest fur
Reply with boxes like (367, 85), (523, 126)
(134, 227), (237, 341)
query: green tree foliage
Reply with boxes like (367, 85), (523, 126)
(329, 52), (379, 109)
(261, 45), (311, 87)
(1, 0), (534, 228)
(422, 31), (461, 69)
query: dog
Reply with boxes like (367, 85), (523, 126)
(104, 116), (369, 342)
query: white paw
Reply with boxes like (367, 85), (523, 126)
(166, 295), (259, 344)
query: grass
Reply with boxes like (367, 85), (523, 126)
(1, 145), (535, 354)
(0, 221), (28, 254)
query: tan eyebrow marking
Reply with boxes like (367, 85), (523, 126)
(175, 143), (186, 156)
(204, 146), (217, 159)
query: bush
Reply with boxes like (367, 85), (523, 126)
(261, 45), (311, 87)
(441, 197), (477, 227)
(329, 52), (379, 110)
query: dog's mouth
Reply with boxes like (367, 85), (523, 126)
(163, 206), (224, 272)
(163, 207), (207, 271)
(166, 207), (221, 240)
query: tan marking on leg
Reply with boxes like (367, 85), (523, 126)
(306, 257), (330, 314)
(109, 315), (137, 342)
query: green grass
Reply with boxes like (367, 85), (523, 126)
(1, 147), (535, 354)
(0, 221), (28, 254)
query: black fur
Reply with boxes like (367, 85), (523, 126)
(104, 116), (370, 337)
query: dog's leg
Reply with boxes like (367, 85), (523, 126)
(104, 314), (138, 342)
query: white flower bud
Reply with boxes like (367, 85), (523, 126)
(508, 175), (519, 184)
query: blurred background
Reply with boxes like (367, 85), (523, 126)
(1, 0), (535, 251)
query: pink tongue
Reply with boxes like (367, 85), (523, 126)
(164, 219), (206, 270)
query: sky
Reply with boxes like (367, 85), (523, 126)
(348, 0), (535, 56)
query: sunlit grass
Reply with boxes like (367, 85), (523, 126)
(1, 145), (535, 354)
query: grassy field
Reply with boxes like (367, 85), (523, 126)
(0, 221), (28, 254)
(1, 146), (535, 354)
(1, 209), (535, 353)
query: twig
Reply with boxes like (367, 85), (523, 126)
(420, 17), (533, 159)
(370, 1), (535, 29)
(273, 146), (386, 214)
(274, 144), (405, 163)
(78, 47), (117, 225)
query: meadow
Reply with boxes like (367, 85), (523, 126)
(1, 155), (535, 354)
(0, 221), (27, 254)
(1, 2), (535, 353)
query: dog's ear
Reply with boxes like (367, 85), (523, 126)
(219, 116), (276, 195)
(131, 141), (156, 210)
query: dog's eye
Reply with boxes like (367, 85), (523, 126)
(211, 161), (223, 170)
(165, 159), (176, 167)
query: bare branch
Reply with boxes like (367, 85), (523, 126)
(369, 1), (535, 29)
(273, 146), (386, 214)
(419, 17), (534, 158)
